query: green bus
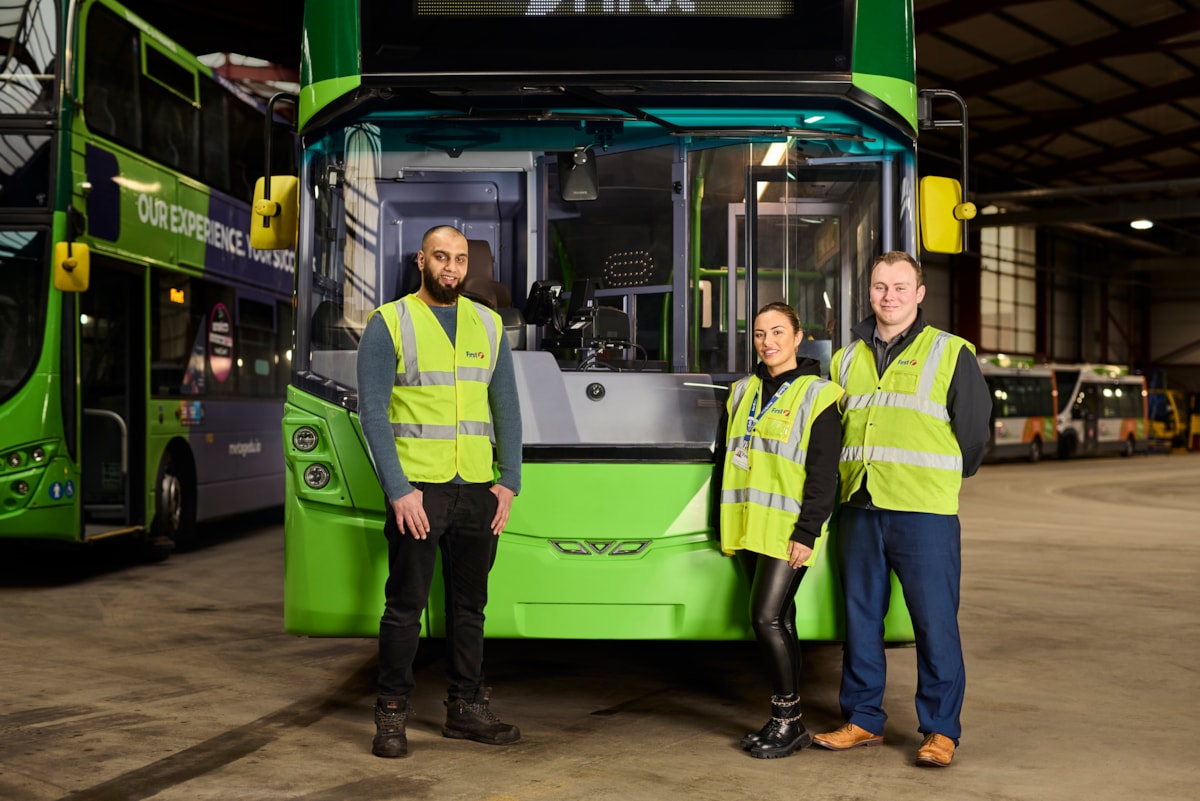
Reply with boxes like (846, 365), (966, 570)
(0, 0), (295, 558)
(264, 0), (971, 640)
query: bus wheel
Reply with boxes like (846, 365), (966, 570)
(1121, 436), (1135, 457)
(152, 448), (196, 553)
(1028, 437), (1042, 463)
(1058, 433), (1077, 460)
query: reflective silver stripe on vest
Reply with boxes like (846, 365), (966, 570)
(726, 379), (823, 461)
(457, 366), (493, 384)
(834, 342), (860, 388)
(839, 445), (962, 472)
(459, 420), (493, 437)
(763, 379), (823, 462)
(473, 304), (501, 376)
(918, 331), (953, 398)
(392, 422), (457, 440)
(393, 301), (422, 383)
(396, 370), (454, 387)
(843, 391), (950, 422)
(720, 486), (803, 516)
(392, 300), (499, 387)
(729, 378), (748, 411)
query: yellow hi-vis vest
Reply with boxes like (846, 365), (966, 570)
(720, 374), (844, 564)
(370, 295), (502, 484)
(830, 326), (974, 515)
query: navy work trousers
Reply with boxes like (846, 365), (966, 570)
(838, 505), (965, 742)
(377, 482), (499, 703)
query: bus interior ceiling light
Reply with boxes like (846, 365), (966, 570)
(1130, 219), (1154, 230)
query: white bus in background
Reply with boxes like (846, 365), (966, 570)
(979, 357), (1059, 462)
(1049, 364), (1148, 459)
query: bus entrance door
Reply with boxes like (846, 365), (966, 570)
(79, 262), (145, 539)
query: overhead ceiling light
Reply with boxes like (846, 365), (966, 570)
(1130, 219), (1154, 230)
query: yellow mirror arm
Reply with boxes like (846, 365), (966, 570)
(954, 201), (978, 222)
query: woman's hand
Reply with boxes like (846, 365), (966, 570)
(787, 540), (812, 569)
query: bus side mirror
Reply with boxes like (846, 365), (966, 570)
(251, 175), (299, 250)
(53, 241), (90, 292)
(919, 175), (976, 254)
(558, 149), (598, 202)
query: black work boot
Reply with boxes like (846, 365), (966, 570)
(442, 687), (520, 745)
(741, 692), (798, 750)
(746, 693), (812, 759)
(372, 697), (410, 758)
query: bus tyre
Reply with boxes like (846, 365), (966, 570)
(152, 449), (196, 553)
(1028, 437), (1042, 463)
(1058, 434), (1077, 460)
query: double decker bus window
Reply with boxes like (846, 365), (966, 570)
(83, 5), (142, 147)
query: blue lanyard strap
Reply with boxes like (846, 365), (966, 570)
(742, 379), (792, 448)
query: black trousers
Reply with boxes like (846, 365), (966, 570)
(748, 552), (809, 697)
(378, 482), (499, 702)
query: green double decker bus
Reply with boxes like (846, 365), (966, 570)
(265, 0), (971, 640)
(0, 0), (295, 557)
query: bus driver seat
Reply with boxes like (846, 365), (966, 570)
(460, 239), (525, 349)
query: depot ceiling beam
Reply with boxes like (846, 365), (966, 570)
(947, 11), (1200, 99)
(914, 0), (1016, 32)
(975, 177), (1200, 204)
(974, 198), (1200, 227)
(1014, 125), (1200, 183)
(971, 76), (1200, 153)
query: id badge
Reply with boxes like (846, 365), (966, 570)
(732, 447), (750, 470)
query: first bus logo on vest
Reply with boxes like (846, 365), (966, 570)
(464, 350), (486, 360)
(896, 358), (920, 367)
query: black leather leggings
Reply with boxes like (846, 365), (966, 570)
(749, 552), (809, 696)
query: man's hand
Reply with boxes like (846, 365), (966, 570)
(392, 490), (430, 540)
(490, 484), (515, 536)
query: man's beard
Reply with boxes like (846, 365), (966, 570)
(422, 267), (462, 305)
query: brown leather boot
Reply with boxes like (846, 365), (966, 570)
(812, 722), (884, 750)
(915, 733), (956, 767)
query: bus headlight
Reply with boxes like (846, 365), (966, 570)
(303, 464), (331, 489)
(7, 453), (20, 468)
(31, 447), (46, 462)
(292, 426), (319, 452)
(14, 480), (29, 495)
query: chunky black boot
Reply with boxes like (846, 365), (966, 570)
(747, 694), (812, 759)
(741, 693), (797, 750)
(372, 697), (410, 758)
(741, 718), (775, 750)
(442, 687), (520, 745)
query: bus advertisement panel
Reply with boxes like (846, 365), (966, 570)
(0, 0), (294, 558)
(271, 0), (969, 641)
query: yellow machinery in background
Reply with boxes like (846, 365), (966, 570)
(1148, 388), (1200, 452)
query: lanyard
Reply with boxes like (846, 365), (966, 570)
(741, 379), (792, 450)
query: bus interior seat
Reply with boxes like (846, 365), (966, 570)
(461, 240), (504, 309)
(461, 239), (526, 349)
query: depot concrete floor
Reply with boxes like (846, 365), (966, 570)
(1, 454), (1198, 801)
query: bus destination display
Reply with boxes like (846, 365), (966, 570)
(417, 1), (795, 16)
